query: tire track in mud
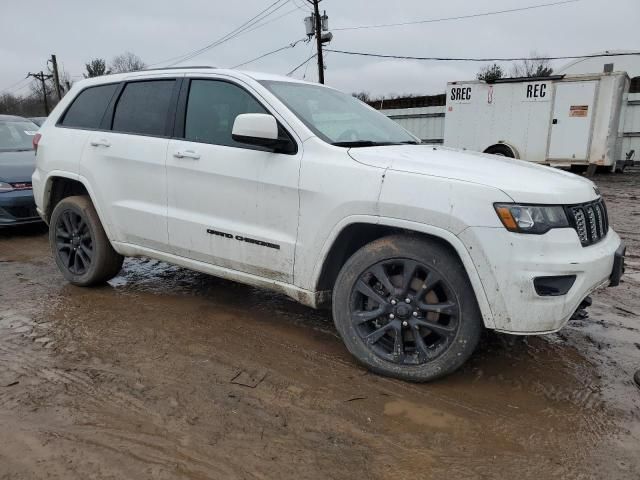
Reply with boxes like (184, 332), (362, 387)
(0, 313), (618, 478)
(0, 298), (593, 478)
(57, 306), (615, 475)
(0, 308), (374, 478)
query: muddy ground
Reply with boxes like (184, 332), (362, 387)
(1, 170), (639, 480)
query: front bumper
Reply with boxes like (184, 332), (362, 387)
(458, 226), (622, 334)
(0, 189), (42, 227)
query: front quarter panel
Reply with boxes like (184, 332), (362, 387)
(378, 169), (511, 234)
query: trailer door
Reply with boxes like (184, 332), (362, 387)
(547, 81), (597, 161)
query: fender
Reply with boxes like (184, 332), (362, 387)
(500, 142), (520, 159)
(310, 215), (496, 329)
(41, 171), (120, 246)
(485, 142), (520, 159)
(36, 169), (79, 221)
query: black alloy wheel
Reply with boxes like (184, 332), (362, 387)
(332, 235), (483, 382)
(350, 258), (459, 365)
(49, 195), (124, 286)
(55, 209), (94, 275)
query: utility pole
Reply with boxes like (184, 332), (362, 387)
(311, 0), (324, 84)
(305, 1), (332, 84)
(27, 71), (53, 115)
(49, 54), (63, 100)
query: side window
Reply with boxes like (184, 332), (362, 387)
(60, 84), (118, 129)
(184, 79), (268, 147)
(112, 80), (175, 136)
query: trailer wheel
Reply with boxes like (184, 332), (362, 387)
(614, 161), (627, 174)
(484, 144), (515, 158)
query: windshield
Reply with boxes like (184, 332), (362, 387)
(260, 80), (418, 147)
(0, 120), (38, 152)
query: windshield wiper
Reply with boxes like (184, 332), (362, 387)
(331, 140), (402, 148)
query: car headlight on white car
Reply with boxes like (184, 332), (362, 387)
(0, 182), (14, 193)
(494, 203), (569, 234)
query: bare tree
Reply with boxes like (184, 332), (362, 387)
(511, 51), (553, 78)
(109, 52), (146, 73)
(57, 70), (73, 95)
(477, 63), (504, 82)
(0, 93), (23, 114)
(352, 91), (371, 103)
(84, 58), (110, 78)
(0, 90), (54, 117)
(29, 78), (53, 104)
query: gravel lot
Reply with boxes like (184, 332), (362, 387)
(1, 170), (639, 480)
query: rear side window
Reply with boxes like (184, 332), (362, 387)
(60, 84), (118, 129)
(184, 79), (268, 147)
(112, 80), (175, 136)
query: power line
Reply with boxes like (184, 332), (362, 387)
(324, 49), (640, 63)
(5, 81), (33, 97)
(302, 40), (315, 79)
(292, 0), (312, 11)
(239, 6), (300, 37)
(232, 38), (307, 69)
(287, 53), (317, 76)
(13, 83), (33, 95)
(333, 0), (581, 31)
(166, 0), (289, 65)
(0, 77), (29, 95)
(166, 1), (291, 66)
(172, 0), (292, 65)
(148, 0), (291, 67)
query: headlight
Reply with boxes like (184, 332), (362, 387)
(0, 182), (14, 193)
(494, 203), (569, 234)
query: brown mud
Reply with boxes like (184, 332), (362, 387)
(1, 170), (639, 479)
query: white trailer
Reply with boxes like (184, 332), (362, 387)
(443, 72), (632, 171)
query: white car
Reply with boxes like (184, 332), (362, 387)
(31, 67), (625, 382)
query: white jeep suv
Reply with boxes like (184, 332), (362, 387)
(32, 67), (625, 381)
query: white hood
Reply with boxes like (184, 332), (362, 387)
(348, 145), (598, 204)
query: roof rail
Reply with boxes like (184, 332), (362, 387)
(141, 65), (217, 72)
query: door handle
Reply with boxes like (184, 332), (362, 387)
(173, 150), (200, 160)
(90, 139), (111, 147)
(552, 119), (558, 124)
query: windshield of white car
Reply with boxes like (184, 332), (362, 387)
(260, 81), (419, 147)
(0, 120), (38, 152)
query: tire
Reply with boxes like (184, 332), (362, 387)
(569, 164), (588, 174)
(332, 235), (483, 382)
(614, 161), (627, 174)
(484, 144), (515, 158)
(49, 195), (124, 286)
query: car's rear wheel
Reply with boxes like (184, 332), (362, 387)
(332, 235), (483, 382)
(49, 195), (123, 286)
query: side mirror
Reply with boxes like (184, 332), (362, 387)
(231, 113), (294, 153)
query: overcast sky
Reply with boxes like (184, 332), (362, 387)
(1, 0), (638, 98)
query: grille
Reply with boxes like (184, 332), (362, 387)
(566, 198), (608, 246)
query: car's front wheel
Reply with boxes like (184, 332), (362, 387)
(49, 195), (124, 286)
(332, 235), (483, 382)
